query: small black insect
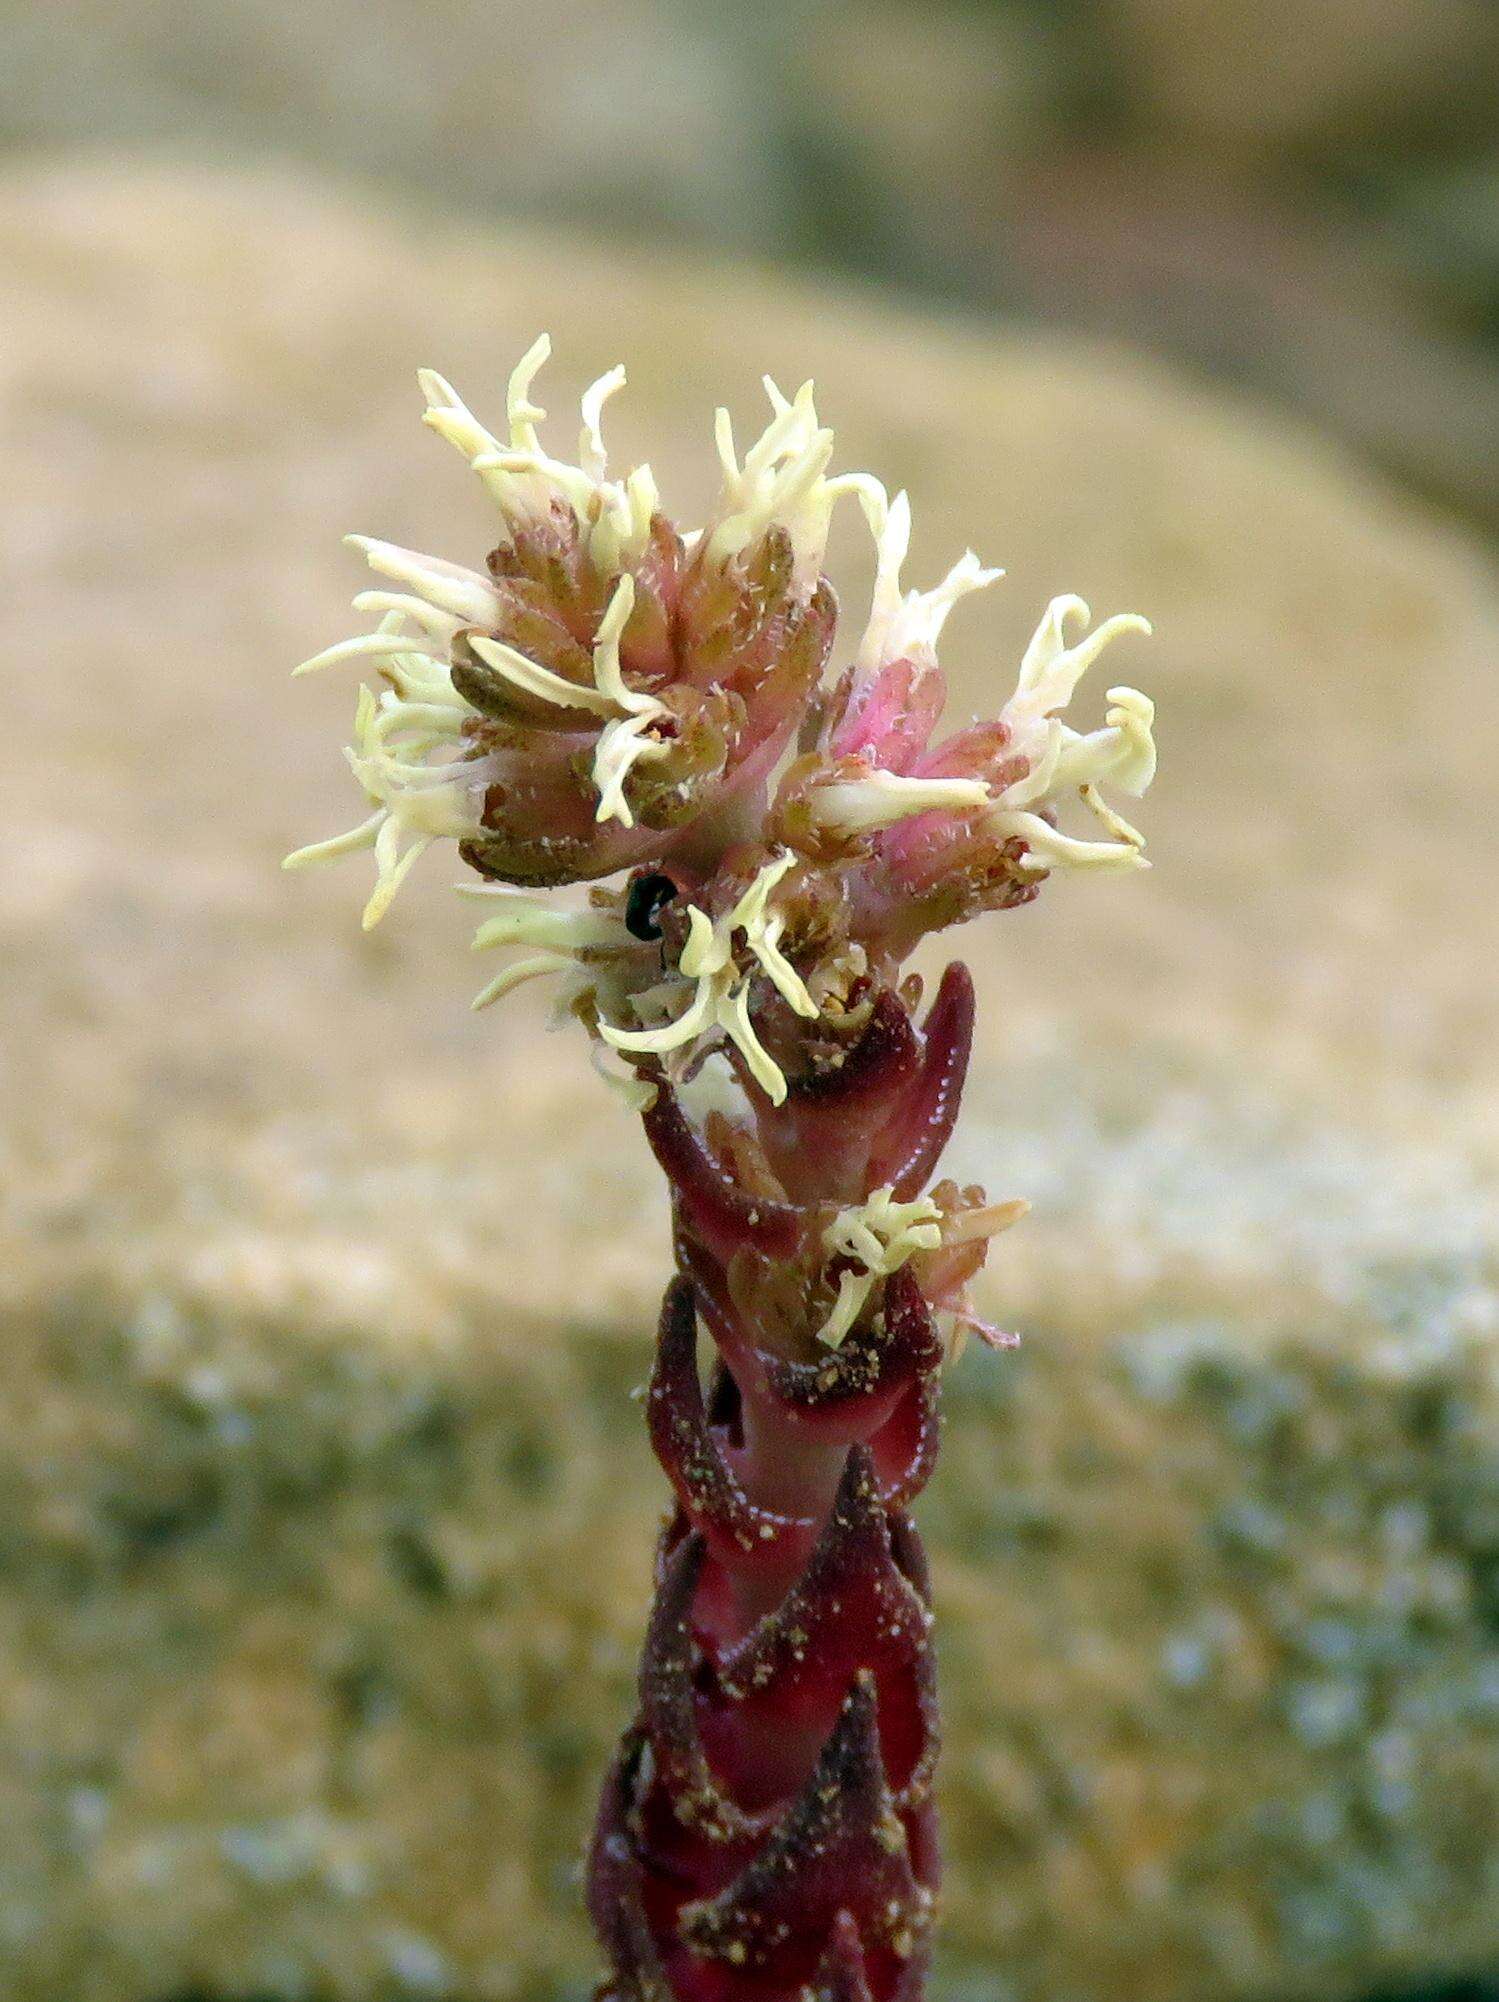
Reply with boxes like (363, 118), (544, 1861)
(625, 872), (679, 942)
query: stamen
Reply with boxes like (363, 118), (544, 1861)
(852, 484), (908, 672)
(599, 976), (718, 1056)
(593, 713), (672, 828)
(678, 903), (725, 980)
(289, 667), (489, 928)
(293, 630), (441, 677)
(806, 770), (989, 836)
(847, 480), (1002, 674)
(467, 633), (616, 716)
(937, 1197), (1029, 1245)
(589, 1039), (658, 1113)
(469, 893), (628, 956)
(579, 364), (627, 482)
(589, 574), (638, 707)
(729, 850), (791, 926)
(471, 951), (574, 1012)
(719, 979), (787, 1103)
(1101, 686), (1157, 797)
(282, 810), (385, 872)
(345, 535), (502, 627)
(887, 549), (1003, 663)
(506, 334), (552, 452)
(1011, 598), (1152, 728)
(581, 573), (677, 827)
(351, 592), (464, 644)
(363, 815), (431, 930)
(988, 807), (1151, 875)
(471, 444), (594, 515)
(703, 376), (856, 588)
(713, 405), (738, 484)
(1079, 784), (1147, 849)
(418, 368), (503, 464)
(985, 600), (1155, 866)
(366, 695), (466, 741)
(589, 461), (660, 576)
(416, 342), (659, 571)
(419, 356), (562, 518)
(747, 914), (817, 1019)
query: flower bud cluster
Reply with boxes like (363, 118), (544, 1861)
(290, 338), (1153, 1085)
(287, 338), (848, 921)
(288, 337), (1158, 1355)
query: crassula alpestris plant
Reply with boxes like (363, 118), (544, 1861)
(286, 338), (1158, 2002)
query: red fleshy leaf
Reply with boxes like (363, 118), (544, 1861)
(647, 1279), (815, 1580)
(870, 963), (975, 1199)
(678, 1672), (931, 1983)
(707, 1448), (938, 1808)
(763, 1267), (941, 1423)
(645, 1090), (802, 1264)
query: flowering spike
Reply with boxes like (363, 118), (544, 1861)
(600, 854), (825, 1102)
(286, 338), (1162, 1999)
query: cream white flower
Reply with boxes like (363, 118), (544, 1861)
(818, 1188), (1031, 1350)
(818, 1188), (945, 1349)
(286, 341), (910, 902)
(598, 852), (817, 1105)
(837, 493), (1154, 874)
(851, 482), (1004, 673)
(581, 576), (675, 830)
(418, 335), (662, 576)
(343, 537), (503, 630)
(456, 571), (675, 830)
(985, 594), (1156, 874)
(704, 378), (882, 595)
(284, 615), (494, 930)
(287, 564), (678, 917)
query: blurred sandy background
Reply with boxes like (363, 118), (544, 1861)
(1, 3), (1497, 2000)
